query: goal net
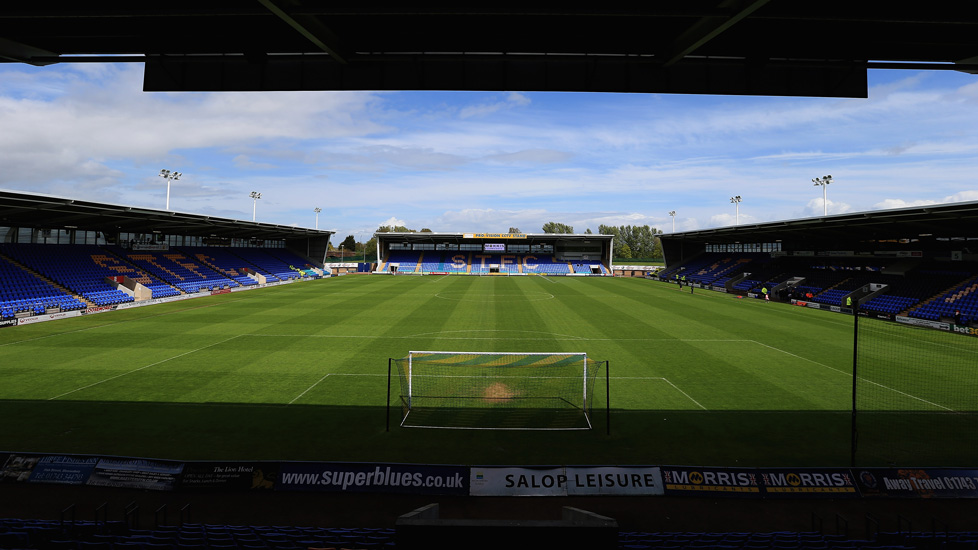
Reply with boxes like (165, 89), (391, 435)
(390, 351), (605, 430)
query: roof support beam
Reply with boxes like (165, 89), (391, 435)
(956, 55), (978, 75)
(256, 0), (348, 64)
(661, 0), (771, 67)
(0, 37), (58, 65)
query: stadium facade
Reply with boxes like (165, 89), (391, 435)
(0, 190), (333, 324)
(4, 188), (978, 331)
(656, 200), (978, 333)
(373, 231), (614, 276)
(659, 200), (978, 264)
(0, 189), (333, 260)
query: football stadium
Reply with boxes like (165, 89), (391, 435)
(3, 5), (978, 550)
(3, 192), (978, 545)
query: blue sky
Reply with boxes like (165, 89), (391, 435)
(1, 62), (977, 242)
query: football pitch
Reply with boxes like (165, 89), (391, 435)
(1, 275), (975, 467)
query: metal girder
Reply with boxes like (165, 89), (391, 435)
(0, 36), (57, 65)
(661, 201), (978, 246)
(661, 0), (771, 67)
(143, 53), (869, 97)
(0, 190), (332, 241)
(256, 0), (348, 63)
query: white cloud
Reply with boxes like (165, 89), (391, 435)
(873, 198), (940, 210)
(436, 209), (549, 233)
(676, 217), (700, 232)
(3, 62), (978, 238)
(232, 155), (277, 170)
(352, 145), (467, 170)
(0, 64), (382, 191)
(802, 197), (853, 217)
(709, 212), (760, 228)
(873, 190), (978, 211)
(379, 216), (407, 229)
(945, 190), (978, 203)
(483, 149), (574, 165)
(458, 92), (532, 119)
(429, 209), (669, 235)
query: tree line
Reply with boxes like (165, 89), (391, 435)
(597, 224), (662, 259)
(541, 221), (662, 259)
(331, 224), (432, 259)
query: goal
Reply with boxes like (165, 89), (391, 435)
(387, 351), (607, 431)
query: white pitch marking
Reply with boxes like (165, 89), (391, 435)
(47, 334), (243, 401)
(751, 340), (953, 411)
(243, 333), (749, 343)
(289, 373), (331, 404)
(0, 299), (247, 349)
(660, 377), (708, 410)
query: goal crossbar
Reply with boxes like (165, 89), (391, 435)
(387, 351), (607, 431)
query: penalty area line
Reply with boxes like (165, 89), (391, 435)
(661, 377), (707, 410)
(48, 334), (243, 401)
(0, 299), (248, 349)
(612, 376), (707, 411)
(289, 373), (331, 405)
(750, 340), (953, 412)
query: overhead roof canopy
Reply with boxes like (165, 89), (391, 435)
(662, 201), (978, 246)
(2, 3), (976, 97)
(0, 190), (332, 241)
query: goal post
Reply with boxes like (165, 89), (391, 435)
(386, 351), (608, 431)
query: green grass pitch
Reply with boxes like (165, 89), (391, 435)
(0, 275), (974, 467)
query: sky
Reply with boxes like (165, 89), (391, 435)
(1, 62), (978, 242)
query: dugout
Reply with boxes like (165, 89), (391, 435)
(613, 265), (663, 278)
(373, 232), (613, 276)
